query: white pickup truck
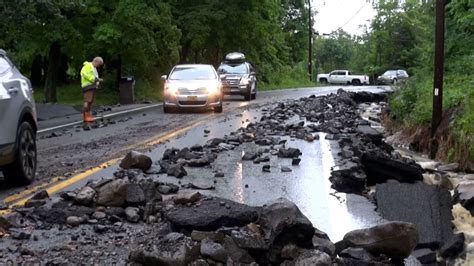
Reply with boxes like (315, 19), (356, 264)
(317, 70), (370, 85)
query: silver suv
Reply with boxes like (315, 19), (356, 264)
(218, 53), (257, 101)
(0, 49), (37, 185)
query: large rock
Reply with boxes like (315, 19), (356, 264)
(173, 192), (202, 205)
(222, 235), (255, 264)
(257, 198), (316, 264)
(342, 221), (418, 259)
(439, 233), (465, 258)
(356, 125), (383, 145)
(125, 183), (146, 206)
(329, 161), (366, 194)
(278, 148), (301, 158)
(200, 238), (227, 263)
(312, 236), (336, 257)
(230, 225), (269, 251)
(280, 249), (332, 266)
(119, 151), (152, 171)
(33, 205), (94, 224)
(258, 198), (315, 247)
(164, 197), (259, 231)
(125, 207), (140, 223)
(129, 233), (200, 266)
(74, 186), (96, 206)
(96, 179), (127, 207)
(340, 247), (376, 262)
(361, 153), (423, 185)
(375, 182), (453, 248)
(411, 248), (437, 264)
(167, 164), (187, 178)
(453, 182), (474, 215)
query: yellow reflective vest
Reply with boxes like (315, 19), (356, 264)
(80, 61), (97, 90)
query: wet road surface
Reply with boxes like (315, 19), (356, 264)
(0, 85), (391, 241)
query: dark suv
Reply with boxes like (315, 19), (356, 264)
(0, 49), (37, 185)
(217, 53), (257, 101)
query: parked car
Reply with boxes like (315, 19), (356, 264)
(217, 52), (257, 101)
(0, 49), (37, 185)
(317, 70), (369, 85)
(161, 64), (223, 113)
(377, 69), (409, 85)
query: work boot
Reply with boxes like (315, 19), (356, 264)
(84, 112), (94, 123)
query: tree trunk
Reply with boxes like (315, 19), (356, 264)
(115, 54), (122, 91)
(180, 40), (191, 63)
(30, 55), (43, 87)
(44, 41), (61, 103)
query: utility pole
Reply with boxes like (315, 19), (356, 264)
(430, 0), (445, 159)
(308, 0), (313, 82)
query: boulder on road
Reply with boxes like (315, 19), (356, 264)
(356, 125), (383, 145)
(375, 182), (453, 249)
(164, 197), (259, 231)
(129, 232), (200, 266)
(440, 233), (465, 259)
(200, 238), (227, 263)
(342, 221), (418, 259)
(329, 161), (366, 194)
(74, 186), (96, 206)
(125, 207), (140, 223)
(167, 164), (187, 178)
(173, 192), (202, 205)
(361, 153), (423, 185)
(119, 151), (152, 171)
(125, 183), (146, 206)
(281, 249), (332, 266)
(257, 198), (316, 263)
(96, 179), (127, 207)
(278, 147), (301, 158)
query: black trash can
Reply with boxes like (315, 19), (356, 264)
(119, 76), (135, 104)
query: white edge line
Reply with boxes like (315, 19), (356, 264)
(38, 103), (163, 134)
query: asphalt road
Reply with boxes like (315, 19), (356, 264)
(0, 85), (392, 240)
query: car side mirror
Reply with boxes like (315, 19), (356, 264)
(161, 75), (167, 80)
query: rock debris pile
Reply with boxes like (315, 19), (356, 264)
(1, 90), (471, 264)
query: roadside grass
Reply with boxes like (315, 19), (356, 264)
(34, 79), (164, 105)
(389, 70), (474, 165)
(33, 77), (320, 105)
(34, 84), (118, 105)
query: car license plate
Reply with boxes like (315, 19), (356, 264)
(187, 96), (198, 101)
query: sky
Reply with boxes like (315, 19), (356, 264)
(312, 0), (377, 36)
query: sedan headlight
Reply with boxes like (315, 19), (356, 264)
(165, 83), (179, 95)
(207, 83), (221, 94)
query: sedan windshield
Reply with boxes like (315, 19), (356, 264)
(218, 64), (248, 74)
(170, 67), (216, 80)
(383, 70), (397, 76)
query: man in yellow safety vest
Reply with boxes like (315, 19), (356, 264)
(80, 57), (104, 123)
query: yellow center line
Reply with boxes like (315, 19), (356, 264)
(1, 117), (209, 215)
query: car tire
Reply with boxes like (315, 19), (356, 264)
(251, 83), (257, 100)
(351, 79), (361, 86)
(3, 122), (37, 185)
(392, 79), (398, 85)
(163, 105), (174, 113)
(214, 105), (223, 113)
(244, 91), (251, 101)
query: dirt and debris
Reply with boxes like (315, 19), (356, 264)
(1, 90), (472, 264)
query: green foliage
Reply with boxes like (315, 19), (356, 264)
(1, 0), (314, 98)
(261, 61), (314, 89)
